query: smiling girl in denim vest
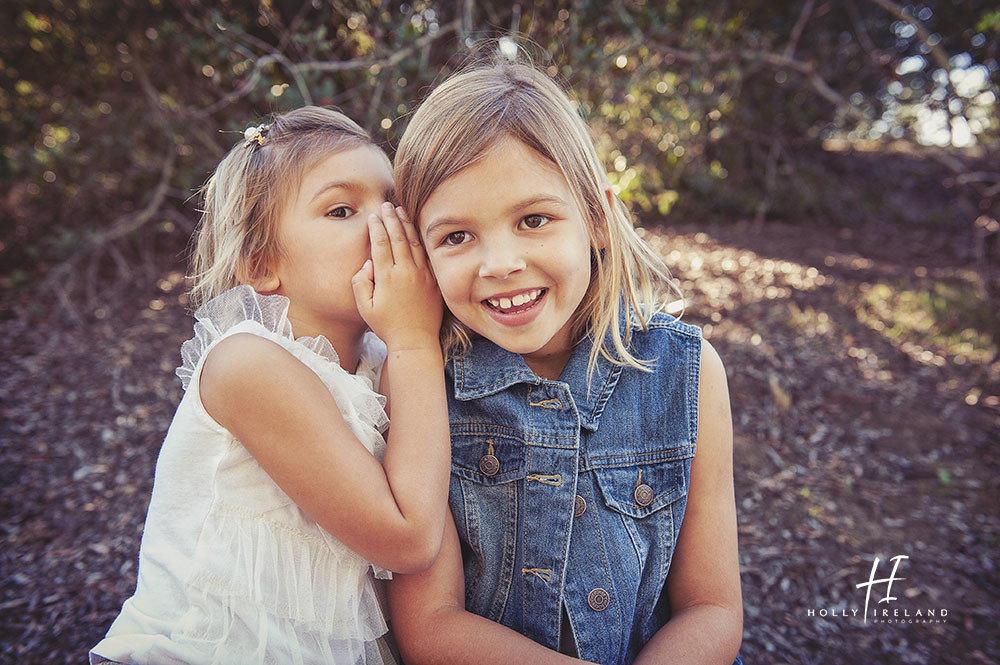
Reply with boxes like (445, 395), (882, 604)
(90, 107), (450, 665)
(387, 63), (744, 665)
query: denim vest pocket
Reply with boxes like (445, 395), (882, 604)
(589, 448), (695, 586)
(590, 447), (694, 519)
(450, 429), (527, 622)
(450, 429), (527, 484)
(586, 447), (695, 653)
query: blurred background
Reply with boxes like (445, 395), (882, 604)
(1, 1), (998, 663)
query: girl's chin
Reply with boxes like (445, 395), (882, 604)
(477, 328), (563, 358)
(467, 326), (544, 354)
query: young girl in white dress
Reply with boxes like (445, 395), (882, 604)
(90, 106), (450, 665)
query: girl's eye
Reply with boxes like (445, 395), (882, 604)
(521, 214), (551, 229)
(326, 205), (354, 219)
(442, 230), (470, 246)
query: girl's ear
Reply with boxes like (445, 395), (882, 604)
(236, 259), (281, 294)
(252, 271), (281, 294)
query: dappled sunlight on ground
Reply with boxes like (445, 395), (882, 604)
(640, 218), (997, 662)
(1, 218), (997, 663)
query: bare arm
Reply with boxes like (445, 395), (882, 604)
(201, 205), (449, 574)
(633, 339), (743, 665)
(388, 513), (596, 665)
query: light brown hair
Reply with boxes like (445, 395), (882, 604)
(394, 60), (683, 374)
(189, 106), (375, 306)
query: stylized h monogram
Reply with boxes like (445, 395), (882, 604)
(856, 554), (908, 624)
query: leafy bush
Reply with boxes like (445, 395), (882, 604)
(2, 1), (997, 303)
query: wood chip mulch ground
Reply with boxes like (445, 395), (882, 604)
(2, 217), (997, 664)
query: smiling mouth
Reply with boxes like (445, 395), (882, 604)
(483, 288), (546, 314)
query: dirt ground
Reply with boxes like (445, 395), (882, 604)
(1, 217), (997, 663)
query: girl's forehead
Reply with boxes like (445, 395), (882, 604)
(300, 145), (391, 186)
(437, 139), (567, 198)
(284, 144), (392, 212)
(419, 139), (590, 235)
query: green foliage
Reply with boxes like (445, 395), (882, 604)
(937, 467), (953, 486)
(1, 0), (997, 293)
(852, 277), (999, 364)
(975, 10), (1000, 33)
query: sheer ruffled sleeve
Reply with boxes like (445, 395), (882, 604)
(176, 285), (388, 456)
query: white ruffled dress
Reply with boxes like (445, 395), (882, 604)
(91, 286), (397, 665)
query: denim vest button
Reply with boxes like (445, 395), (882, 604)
(574, 494), (586, 517)
(634, 483), (654, 507)
(587, 587), (611, 611)
(478, 454), (500, 477)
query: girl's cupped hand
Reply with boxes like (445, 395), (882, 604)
(352, 202), (443, 351)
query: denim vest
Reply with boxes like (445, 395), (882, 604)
(446, 314), (702, 665)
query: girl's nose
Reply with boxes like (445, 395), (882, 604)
(477, 239), (527, 279)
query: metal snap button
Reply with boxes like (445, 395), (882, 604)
(634, 483), (654, 507)
(574, 494), (587, 517)
(587, 587), (610, 611)
(478, 454), (500, 477)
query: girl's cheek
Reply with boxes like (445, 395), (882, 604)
(434, 259), (471, 306)
(428, 252), (453, 278)
(435, 264), (462, 299)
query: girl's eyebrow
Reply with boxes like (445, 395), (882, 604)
(308, 180), (362, 204)
(507, 195), (568, 212)
(422, 216), (463, 239)
(424, 194), (568, 236)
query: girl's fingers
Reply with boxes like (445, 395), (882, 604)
(397, 206), (428, 270)
(368, 213), (394, 270)
(380, 202), (413, 265)
(351, 259), (375, 309)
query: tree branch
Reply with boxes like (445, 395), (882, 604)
(180, 16), (315, 114)
(276, 0), (316, 57)
(42, 147), (177, 293)
(845, 0), (884, 62)
(866, 0), (950, 71)
(650, 44), (870, 122)
(293, 19), (460, 73)
(189, 19), (462, 117)
(867, 0), (961, 143)
(461, 0), (475, 44)
(784, 0), (817, 58)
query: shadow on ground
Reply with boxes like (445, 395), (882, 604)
(1, 218), (997, 663)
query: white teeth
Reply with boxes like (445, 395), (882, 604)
(487, 289), (542, 311)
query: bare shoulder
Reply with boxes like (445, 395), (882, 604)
(699, 337), (728, 390)
(200, 333), (328, 426)
(695, 337), (733, 461)
(201, 333), (301, 390)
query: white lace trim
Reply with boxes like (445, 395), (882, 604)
(176, 285), (389, 446)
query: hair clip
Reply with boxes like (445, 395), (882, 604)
(243, 124), (269, 147)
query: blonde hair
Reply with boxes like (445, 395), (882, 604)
(189, 106), (374, 306)
(394, 61), (683, 375)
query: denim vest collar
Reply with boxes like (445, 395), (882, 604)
(450, 332), (624, 432)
